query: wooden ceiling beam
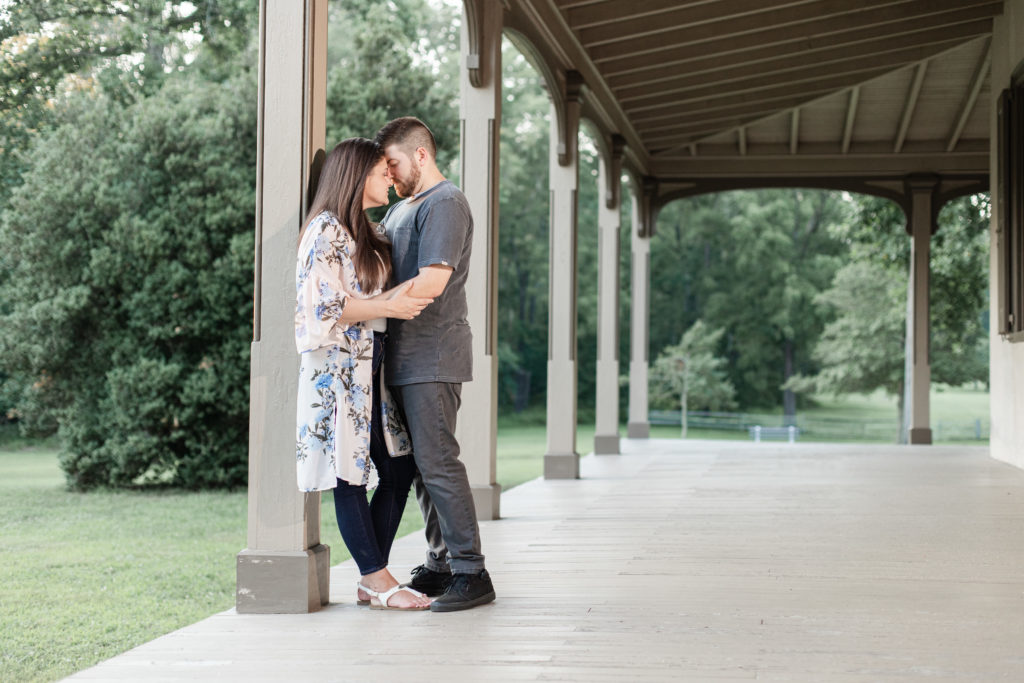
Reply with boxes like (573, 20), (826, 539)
(842, 87), (861, 154)
(946, 37), (992, 152)
(619, 36), (971, 111)
(894, 61), (928, 153)
(596, 0), (1001, 75)
(647, 152), (989, 178)
(612, 22), (989, 102)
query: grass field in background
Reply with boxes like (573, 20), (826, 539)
(0, 386), (991, 681)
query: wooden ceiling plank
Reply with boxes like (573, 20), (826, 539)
(596, 0), (1001, 75)
(634, 85), (843, 133)
(618, 35), (974, 111)
(625, 61), (924, 121)
(894, 61), (928, 153)
(842, 87), (861, 154)
(567, 0), (739, 30)
(612, 21), (990, 102)
(791, 109), (800, 155)
(577, 0), (824, 46)
(947, 37), (992, 152)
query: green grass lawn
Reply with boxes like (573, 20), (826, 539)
(0, 386), (990, 681)
(0, 422), (560, 683)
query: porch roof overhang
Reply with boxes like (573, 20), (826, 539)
(503, 0), (999, 211)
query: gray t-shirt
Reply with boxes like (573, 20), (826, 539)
(381, 180), (473, 385)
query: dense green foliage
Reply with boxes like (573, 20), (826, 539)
(648, 190), (848, 412)
(786, 194), (990, 427)
(0, 69), (258, 488)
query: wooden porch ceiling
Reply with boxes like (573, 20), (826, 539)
(507, 0), (1001, 183)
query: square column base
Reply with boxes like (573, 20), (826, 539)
(627, 421), (650, 439)
(594, 434), (621, 454)
(544, 452), (580, 479)
(909, 428), (933, 445)
(471, 484), (502, 521)
(236, 544), (330, 614)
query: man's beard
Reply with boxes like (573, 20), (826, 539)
(394, 164), (421, 198)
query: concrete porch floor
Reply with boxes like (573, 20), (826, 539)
(68, 439), (1024, 681)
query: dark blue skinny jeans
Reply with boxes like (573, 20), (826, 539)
(332, 332), (417, 576)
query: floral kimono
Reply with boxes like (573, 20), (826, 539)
(295, 210), (412, 492)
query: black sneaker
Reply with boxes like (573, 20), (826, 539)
(429, 569), (496, 612)
(404, 564), (452, 598)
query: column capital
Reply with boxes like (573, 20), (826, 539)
(462, 0), (503, 88)
(555, 70), (584, 166)
(905, 172), (941, 194)
(604, 134), (626, 210)
(903, 173), (940, 235)
(638, 176), (659, 238)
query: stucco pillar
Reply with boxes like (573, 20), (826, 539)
(457, 0), (502, 520)
(237, 0), (330, 613)
(905, 177), (936, 445)
(594, 136), (625, 454)
(544, 71), (583, 479)
(627, 186), (652, 439)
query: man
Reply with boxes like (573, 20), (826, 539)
(375, 116), (495, 612)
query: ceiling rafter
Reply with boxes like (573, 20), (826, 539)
(790, 109), (800, 155)
(946, 37), (992, 152)
(894, 61), (929, 153)
(738, 127), (748, 155)
(842, 87), (861, 154)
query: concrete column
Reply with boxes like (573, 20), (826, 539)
(457, 0), (502, 520)
(594, 137), (625, 454)
(905, 177), (936, 445)
(544, 72), (583, 479)
(627, 190), (652, 439)
(237, 0), (330, 613)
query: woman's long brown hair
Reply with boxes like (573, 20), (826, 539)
(302, 138), (391, 293)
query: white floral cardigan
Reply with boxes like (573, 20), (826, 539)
(294, 211), (412, 492)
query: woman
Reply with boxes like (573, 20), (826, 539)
(295, 138), (433, 610)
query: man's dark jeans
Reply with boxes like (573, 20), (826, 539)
(390, 381), (484, 574)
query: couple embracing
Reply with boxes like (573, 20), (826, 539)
(294, 117), (494, 612)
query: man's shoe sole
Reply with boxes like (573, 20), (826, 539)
(429, 590), (496, 613)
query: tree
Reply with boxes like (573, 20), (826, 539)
(324, 0), (459, 173)
(650, 190), (846, 412)
(495, 42), (551, 412)
(0, 61), (258, 488)
(0, 1), (255, 200)
(787, 194), (990, 433)
(649, 320), (736, 433)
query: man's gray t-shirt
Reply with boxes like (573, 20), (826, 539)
(381, 180), (473, 386)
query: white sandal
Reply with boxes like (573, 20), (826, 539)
(357, 583), (430, 611)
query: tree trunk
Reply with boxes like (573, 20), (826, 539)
(783, 339), (796, 425)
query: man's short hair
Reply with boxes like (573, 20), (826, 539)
(375, 117), (437, 160)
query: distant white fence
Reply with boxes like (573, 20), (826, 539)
(648, 410), (989, 442)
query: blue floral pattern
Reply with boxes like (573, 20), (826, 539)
(295, 211), (412, 492)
